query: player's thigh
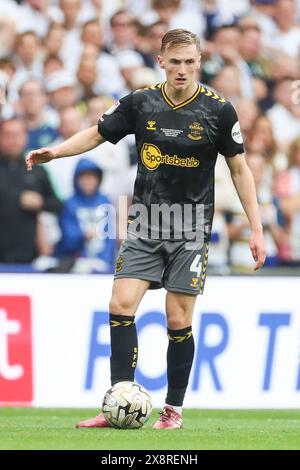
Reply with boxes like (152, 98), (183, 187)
(164, 242), (209, 296)
(109, 278), (150, 316)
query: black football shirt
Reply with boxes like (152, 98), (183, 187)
(98, 82), (244, 241)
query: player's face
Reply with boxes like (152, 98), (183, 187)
(158, 44), (201, 91)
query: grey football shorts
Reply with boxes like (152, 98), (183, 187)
(114, 235), (209, 296)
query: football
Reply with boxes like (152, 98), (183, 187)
(102, 381), (152, 429)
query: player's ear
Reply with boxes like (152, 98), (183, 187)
(197, 54), (201, 70)
(157, 55), (165, 69)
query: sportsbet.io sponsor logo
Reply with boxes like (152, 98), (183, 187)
(141, 143), (199, 171)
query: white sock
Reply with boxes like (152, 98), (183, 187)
(165, 403), (182, 415)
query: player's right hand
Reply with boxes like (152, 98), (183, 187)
(26, 147), (57, 171)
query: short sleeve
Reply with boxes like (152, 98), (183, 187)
(217, 102), (244, 157)
(98, 93), (135, 144)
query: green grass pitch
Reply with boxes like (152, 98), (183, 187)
(0, 408), (300, 450)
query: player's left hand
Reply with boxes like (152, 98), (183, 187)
(249, 229), (266, 271)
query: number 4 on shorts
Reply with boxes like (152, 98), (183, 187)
(190, 254), (202, 277)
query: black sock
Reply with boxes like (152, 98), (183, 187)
(110, 313), (138, 385)
(166, 326), (195, 407)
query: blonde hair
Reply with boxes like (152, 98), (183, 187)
(161, 29), (201, 53)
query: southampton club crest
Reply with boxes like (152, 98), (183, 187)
(188, 122), (203, 141)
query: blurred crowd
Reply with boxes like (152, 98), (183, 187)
(0, 0), (300, 273)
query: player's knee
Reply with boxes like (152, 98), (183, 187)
(167, 317), (190, 330)
(166, 302), (193, 329)
(109, 296), (135, 316)
(166, 309), (190, 330)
